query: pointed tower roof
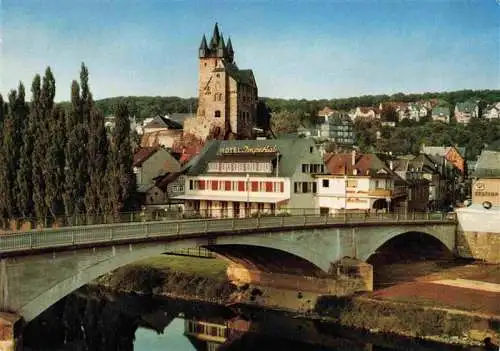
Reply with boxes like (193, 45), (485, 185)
(226, 36), (234, 53)
(217, 34), (225, 49)
(210, 22), (221, 48)
(199, 34), (208, 51)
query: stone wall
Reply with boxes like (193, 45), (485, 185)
(455, 207), (500, 263)
(226, 264), (371, 296)
(456, 231), (500, 263)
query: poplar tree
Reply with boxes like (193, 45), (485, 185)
(32, 68), (56, 221)
(45, 105), (66, 218)
(84, 107), (109, 216)
(0, 89), (23, 219)
(63, 80), (85, 217)
(107, 102), (136, 215)
(17, 76), (40, 218)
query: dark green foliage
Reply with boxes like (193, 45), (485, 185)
(84, 108), (109, 215)
(16, 77), (40, 218)
(32, 69), (57, 220)
(107, 102), (136, 215)
(45, 106), (66, 218)
(94, 96), (198, 120)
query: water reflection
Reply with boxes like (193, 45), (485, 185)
(24, 287), (483, 351)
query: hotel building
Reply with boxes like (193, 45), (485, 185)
(174, 139), (325, 217)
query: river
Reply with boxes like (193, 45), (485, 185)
(23, 287), (486, 351)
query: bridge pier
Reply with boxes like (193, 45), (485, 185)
(0, 313), (22, 351)
(226, 261), (373, 312)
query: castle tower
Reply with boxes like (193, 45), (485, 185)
(184, 23), (258, 142)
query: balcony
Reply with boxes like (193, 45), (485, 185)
(369, 187), (407, 198)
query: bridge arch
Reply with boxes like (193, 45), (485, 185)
(13, 234), (328, 322)
(359, 226), (455, 262)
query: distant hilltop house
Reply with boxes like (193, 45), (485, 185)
(297, 108), (354, 147)
(483, 102), (500, 120)
(140, 115), (184, 149)
(454, 100), (479, 124)
(348, 106), (380, 121)
(182, 23), (259, 142)
(431, 105), (451, 123)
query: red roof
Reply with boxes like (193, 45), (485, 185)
(133, 147), (159, 167)
(325, 152), (392, 177)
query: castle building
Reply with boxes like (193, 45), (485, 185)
(183, 23), (258, 142)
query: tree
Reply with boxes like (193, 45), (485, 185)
(84, 108), (109, 216)
(16, 79), (35, 218)
(270, 110), (302, 135)
(106, 102), (136, 216)
(380, 104), (398, 123)
(63, 81), (82, 217)
(44, 106), (66, 218)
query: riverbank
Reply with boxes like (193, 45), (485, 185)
(94, 255), (500, 349)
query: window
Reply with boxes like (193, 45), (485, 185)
(347, 180), (358, 188)
(238, 181), (245, 191)
(280, 182), (284, 193)
(251, 181), (258, 192)
(211, 181), (218, 190)
(294, 182), (301, 193)
(322, 179), (329, 188)
(189, 180), (194, 190)
(215, 110), (221, 118)
(302, 164), (308, 173)
(302, 182), (308, 193)
(265, 182), (273, 192)
(199, 180), (206, 190)
(313, 182), (317, 193)
(309, 147), (313, 153)
(225, 181), (231, 191)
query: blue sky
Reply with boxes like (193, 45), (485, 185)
(1, 0), (499, 101)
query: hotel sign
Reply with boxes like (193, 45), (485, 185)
(218, 145), (278, 155)
(473, 182), (499, 198)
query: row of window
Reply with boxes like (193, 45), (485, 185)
(301, 164), (325, 174)
(207, 161), (273, 173)
(321, 179), (359, 188)
(189, 179), (285, 193)
(293, 182), (317, 194)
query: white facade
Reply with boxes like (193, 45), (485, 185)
(182, 175), (289, 218)
(315, 175), (396, 214)
(484, 103), (500, 120)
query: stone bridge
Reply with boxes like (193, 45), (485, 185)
(0, 212), (456, 326)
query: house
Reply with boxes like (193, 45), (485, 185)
(406, 102), (429, 122)
(420, 145), (467, 208)
(172, 138), (325, 218)
(133, 147), (182, 207)
(410, 153), (448, 210)
(297, 113), (355, 147)
(393, 156), (431, 211)
(431, 105), (450, 123)
(483, 102), (500, 120)
(454, 101), (479, 124)
(421, 145), (466, 174)
(471, 150), (500, 207)
(314, 151), (407, 215)
(351, 107), (380, 121)
(317, 106), (336, 118)
(141, 115), (184, 148)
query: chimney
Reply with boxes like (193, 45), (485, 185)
(351, 149), (356, 166)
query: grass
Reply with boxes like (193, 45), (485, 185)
(132, 254), (229, 279)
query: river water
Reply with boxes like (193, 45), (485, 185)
(23, 287), (485, 351)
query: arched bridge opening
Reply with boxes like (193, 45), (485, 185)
(366, 231), (456, 288)
(205, 244), (326, 277)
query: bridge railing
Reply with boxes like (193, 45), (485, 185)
(0, 208), (456, 233)
(0, 211), (456, 254)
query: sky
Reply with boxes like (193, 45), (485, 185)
(1, 0), (499, 101)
